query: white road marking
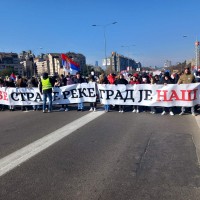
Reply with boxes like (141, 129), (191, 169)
(0, 111), (105, 177)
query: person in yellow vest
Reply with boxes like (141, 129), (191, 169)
(39, 72), (54, 113)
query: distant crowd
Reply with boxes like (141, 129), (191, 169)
(0, 67), (200, 116)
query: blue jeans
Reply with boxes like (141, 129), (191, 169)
(33, 105), (39, 110)
(104, 104), (109, 111)
(43, 93), (52, 111)
(181, 106), (195, 113)
(78, 102), (84, 110)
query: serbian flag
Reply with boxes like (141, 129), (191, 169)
(10, 72), (16, 80)
(61, 54), (80, 75)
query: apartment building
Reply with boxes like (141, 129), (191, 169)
(107, 52), (141, 73)
(0, 52), (23, 75)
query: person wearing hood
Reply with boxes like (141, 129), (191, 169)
(39, 72), (54, 113)
(115, 74), (128, 113)
(159, 73), (175, 115)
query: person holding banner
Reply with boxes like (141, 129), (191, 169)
(5, 77), (16, 111)
(159, 73), (174, 115)
(27, 77), (39, 111)
(88, 75), (97, 112)
(140, 75), (150, 112)
(73, 72), (85, 111)
(64, 74), (74, 111)
(39, 72), (54, 113)
(15, 76), (29, 111)
(99, 73), (110, 112)
(178, 66), (196, 116)
(129, 74), (140, 113)
(115, 74), (128, 113)
(149, 76), (158, 114)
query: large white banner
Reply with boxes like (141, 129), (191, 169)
(98, 83), (200, 107)
(0, 83), (97, 106)
(0, 83), (200, 107)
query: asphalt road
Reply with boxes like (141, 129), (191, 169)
(0, 106), (200, 200)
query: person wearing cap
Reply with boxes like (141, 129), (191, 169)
(39, 72), (54, 113)
(178, 66), (196, 116)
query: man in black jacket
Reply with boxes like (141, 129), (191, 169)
(159, 73), (174, 115)
(115, 74), (128, 113)
(73, 72), (85, 111)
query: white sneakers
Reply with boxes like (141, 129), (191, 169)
(161, 111), (174, 115)
(192, 112), (196, 116)
(161, 111), (166, 115)
(132, 109), (139, 113)
(89, 108), (97, 112)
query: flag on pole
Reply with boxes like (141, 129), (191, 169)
(61, 54), (80, 75)
(10, 72), (16, 80)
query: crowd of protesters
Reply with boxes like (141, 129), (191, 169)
(0, 66), (200, 116)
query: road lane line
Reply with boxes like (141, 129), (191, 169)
(0, 111), (105, 177)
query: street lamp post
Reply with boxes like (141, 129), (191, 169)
(92, 22), (117, 72)
(182, 35), (200, 71)
(121, 44), (135, 71)
(195, 40), (200, 70)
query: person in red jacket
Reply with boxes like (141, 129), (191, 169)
(129, 75), (140, 85)
(107, 73), (116, 84)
